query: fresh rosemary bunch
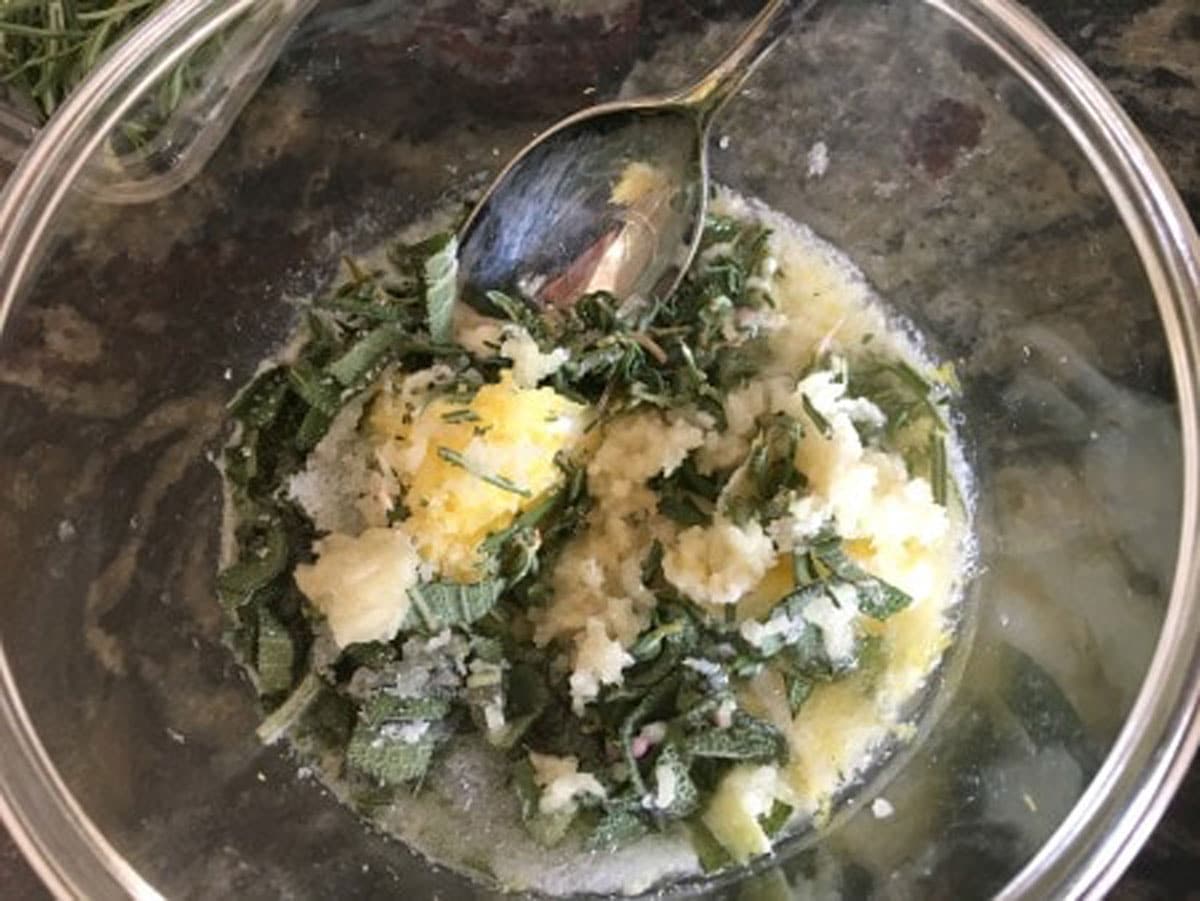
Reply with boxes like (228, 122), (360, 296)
(0, 0), (173, 122)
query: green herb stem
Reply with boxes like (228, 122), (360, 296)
(437, 446), (531, 498)
(256, 672), (324, 746)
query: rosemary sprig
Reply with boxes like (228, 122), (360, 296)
(437, 446), (532, 498)
(1, 2), (165, 119)
(0, 0), (222, 154)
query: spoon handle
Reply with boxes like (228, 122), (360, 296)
(673, 0), (815, 125)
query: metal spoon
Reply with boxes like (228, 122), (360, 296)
(457, 0), (812, 313)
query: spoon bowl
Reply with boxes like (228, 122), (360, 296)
(457, 0), (812, 313)
(459, 105), (704, 311)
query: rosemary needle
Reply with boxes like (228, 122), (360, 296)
(0, 0), (215, 147)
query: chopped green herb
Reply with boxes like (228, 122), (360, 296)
(345, 694), (453, 787)
(804, 531), (913, 620)
(723, 413), (805, 525)
(256, 673), (325, 746)
(256, 607), (297, 696)
(759, 800), (794, 838)
(423, 234), (458, 344)
(484, 663), (548, 750)
(216, 515), (288, 610)
(286, 361), (342, 415)
(485, 289), (546, 339)
(792, 548), (822, 588)
(930, 431), (949, 507)
(215, 203), (967, 874)
(653, 457), (725, 528)
(440, 408), (482, 424)
(227, 367), (289, 428)
(649, 743), (701, 818)
(682, 712), (787, 763)
(689, 819), (735, 872)
(406, 579), (505, 634)
(294, 405), (334, 452)
(346, 724), (437, 787)
(436, 446), (532, 498)
(513, 758), (577, 847)
(327, 323), (404, 387)
(587, 802), (651, 852)
(784, 674), (814, 716)
(0, 1), (220, 139)
(801, 393), (832, 439)
(847, 355), (952, 456)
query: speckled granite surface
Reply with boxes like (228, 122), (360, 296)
(0, 0), (1197, 898)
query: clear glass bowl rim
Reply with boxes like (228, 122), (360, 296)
(0, 1), (1198, 898)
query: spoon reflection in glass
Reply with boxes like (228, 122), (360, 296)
(457, 0), (816, 313)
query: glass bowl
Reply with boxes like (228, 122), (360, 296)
(1, 1), (1198, 898)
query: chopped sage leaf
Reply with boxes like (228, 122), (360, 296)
(423, 233), (458, 344)
(359, 694), (452, 727)
(406, 579), (505, 634)
(682, 712), (787, 763)
(805, 531), (913, 620)
(216, 517), (288, 610)
(759, 800), (794, 838)
(650, 743), (701, 818)
(345, 694), (452, 786)
(441, 408), (481, 424)
(784, 674), (814, 716)
(256, 607), (297, 696)
(723, 413), (805, 525)
(346, 724), (438, 787)
(587, 804), (650, 852)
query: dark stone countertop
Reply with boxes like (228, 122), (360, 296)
(0, 0), (1197, 898)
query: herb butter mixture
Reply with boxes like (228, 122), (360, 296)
(218, 191), (971, 894)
